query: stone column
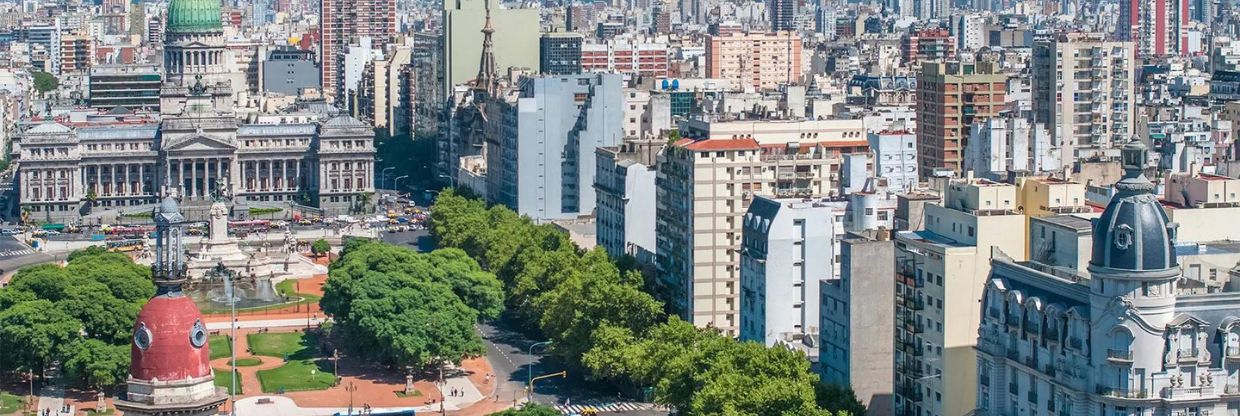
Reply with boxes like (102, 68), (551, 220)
(295, 160), (301, 191)
(164, 159), (171, 193)
(282, 160), (288, 191)
(178, 159), (185, 197)
(139, 164), (145, 196)
(191, 159), (198, 199)
(95, 165), (102, 196)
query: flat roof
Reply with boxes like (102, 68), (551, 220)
(1035, 214), (1093, 231)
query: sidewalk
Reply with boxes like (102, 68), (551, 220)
(35, 385), (73, 416)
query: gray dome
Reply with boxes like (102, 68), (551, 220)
(153, 196), (184, 224)
(1090, 139), (1177, 271)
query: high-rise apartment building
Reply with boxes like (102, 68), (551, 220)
(900, 28), (956, 65)
(915, 61), (1007, 177)
(59, 34), (92, 74)
(485, 73), (625, 222)
(822, 229), (895, 416)
(1032, 33), (1135, 156)
(739, 196), (834, 353)
(656, 119), (868, 335)
(768, 0), (795, 31)
(596, 140), (662, 264)
(581, 35), (669, 78)
(320, 0), (395, 100)
(1119, 0), (1189, 56)
(705, 32), (802, 92)
(539, 32), (583, 75)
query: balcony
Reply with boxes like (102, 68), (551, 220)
(1178, 348), (1201, 362)
(905, 297), (925, 311)
(1107, 349), (1134, 363)
(1006, 345), (1020, 361)
(1225, 385), (1240, 395)
(1095, 386), (1150, 399)
(904, 321), (925, 334)
(1227, 346), (1240, 361)
(1162, 385), (1211, 399)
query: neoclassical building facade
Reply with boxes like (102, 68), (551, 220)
(14, 0), (374, 222)
(975, 141), (1240, 416)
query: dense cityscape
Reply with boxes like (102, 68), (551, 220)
(0, 0), (1236, 414)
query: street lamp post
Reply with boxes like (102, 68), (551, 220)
(346, 381), (358, 415)
(527, 341), (551, 403)
(393, 175), (409, 196)
(381, 167), (395, 190)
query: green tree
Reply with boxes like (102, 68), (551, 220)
(322, 241), (500, 368)
(32, 71), (58, 97)
(311, 239), (331, 257)
(0, 300), (82, 374)
(816, 383), (866, 416)
(62, 339), (129, 389)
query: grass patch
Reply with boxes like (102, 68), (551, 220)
(395, 390), (423, 398)
(208, 335), (231, 360)
(257, 359), (334, 393)
(275, 279), (321, 301)
(249, 207), (283, 216)
(213, 369), (243, 395)
(0, 391), (23, 414)
(233, 357), (263, 367)
(121, 211), (153, 219)
(247, 332), (316, 359)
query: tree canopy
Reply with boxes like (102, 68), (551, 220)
(0, 248), (153, 389)
(311, 239), (331, 257)
(430, 190), (861, 415)
(32, 71), (57, 96)
(321, 241), (503, 368)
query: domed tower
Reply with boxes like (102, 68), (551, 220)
(159, 0), (240, 114)
(114, 197), (227, 416)
(1087, 138), (1180, 397)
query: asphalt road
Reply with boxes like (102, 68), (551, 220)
(379, 228), (432, 251)
(0, 235), (56, 286)
(476, 321), (667, 415)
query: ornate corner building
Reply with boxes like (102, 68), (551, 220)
(974, 141), (1240, 416)
(15, 0), (374, 222)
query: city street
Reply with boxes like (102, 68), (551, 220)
(476, 321), (664, 414)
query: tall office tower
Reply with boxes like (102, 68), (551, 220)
(1032, 33), (1135, 156)
(1119, 0), (1189, 56)
(705, 31), (802, 92)
(914, 61), (1007, 177)
(319, 0), (395, 101)
(769, 0), (795, 31)
(539, 32), (583, 75)
(655, 119), (868, 336)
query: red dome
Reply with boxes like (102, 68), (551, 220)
(130, 294), (213, 381)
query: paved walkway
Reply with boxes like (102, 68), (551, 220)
(34, 385), (72, 416)
(205, 317), (329, 331)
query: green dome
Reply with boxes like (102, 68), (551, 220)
(167, 0), (223, 33)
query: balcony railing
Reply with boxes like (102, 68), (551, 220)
(1107, 349), (1134, 362)
(905, 321), (924, 334)
(1163, 385), (1211, 399)
(1095, 386), (1150, 399)
(905, 297), (925, 311)
(1227, 346), (1240, 358)
(1179, 348), (1201, 361)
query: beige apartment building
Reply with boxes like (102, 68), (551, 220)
(656, 119), (868, 335)
(1032, 33), (1135, 155)
(893, 175), (1087, 416)
(705, 31), (803, 92)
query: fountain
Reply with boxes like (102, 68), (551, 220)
(171, 179), (325, 311)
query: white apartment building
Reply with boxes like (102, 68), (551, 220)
(739, 196), (834, 355)
(595, 140), (661, 265)
(1032, 33), (1136, 155)
(965, 116), (1060, 179)
(869, 126), (919, 193)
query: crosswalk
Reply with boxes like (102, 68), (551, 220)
(554, 401), (653, 415)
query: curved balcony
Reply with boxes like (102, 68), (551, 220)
(1106, 349), (1133, 363)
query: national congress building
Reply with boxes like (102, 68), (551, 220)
(15, 0), (375, 222)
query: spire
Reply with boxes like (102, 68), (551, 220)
(474, 1), (498, 98)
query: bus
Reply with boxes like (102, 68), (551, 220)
(228, 220), (271, 234)
(106, 238), (145, 252)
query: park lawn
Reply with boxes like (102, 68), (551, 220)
(233, 357), (262, 367)
(257, 359), (334, 393)
(208, 335), (231, 360)
(247, 332), (316, 359)
(0, 391), (22, 414)
(213, 369), (242, 395)
(275, 279), (321, 301)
